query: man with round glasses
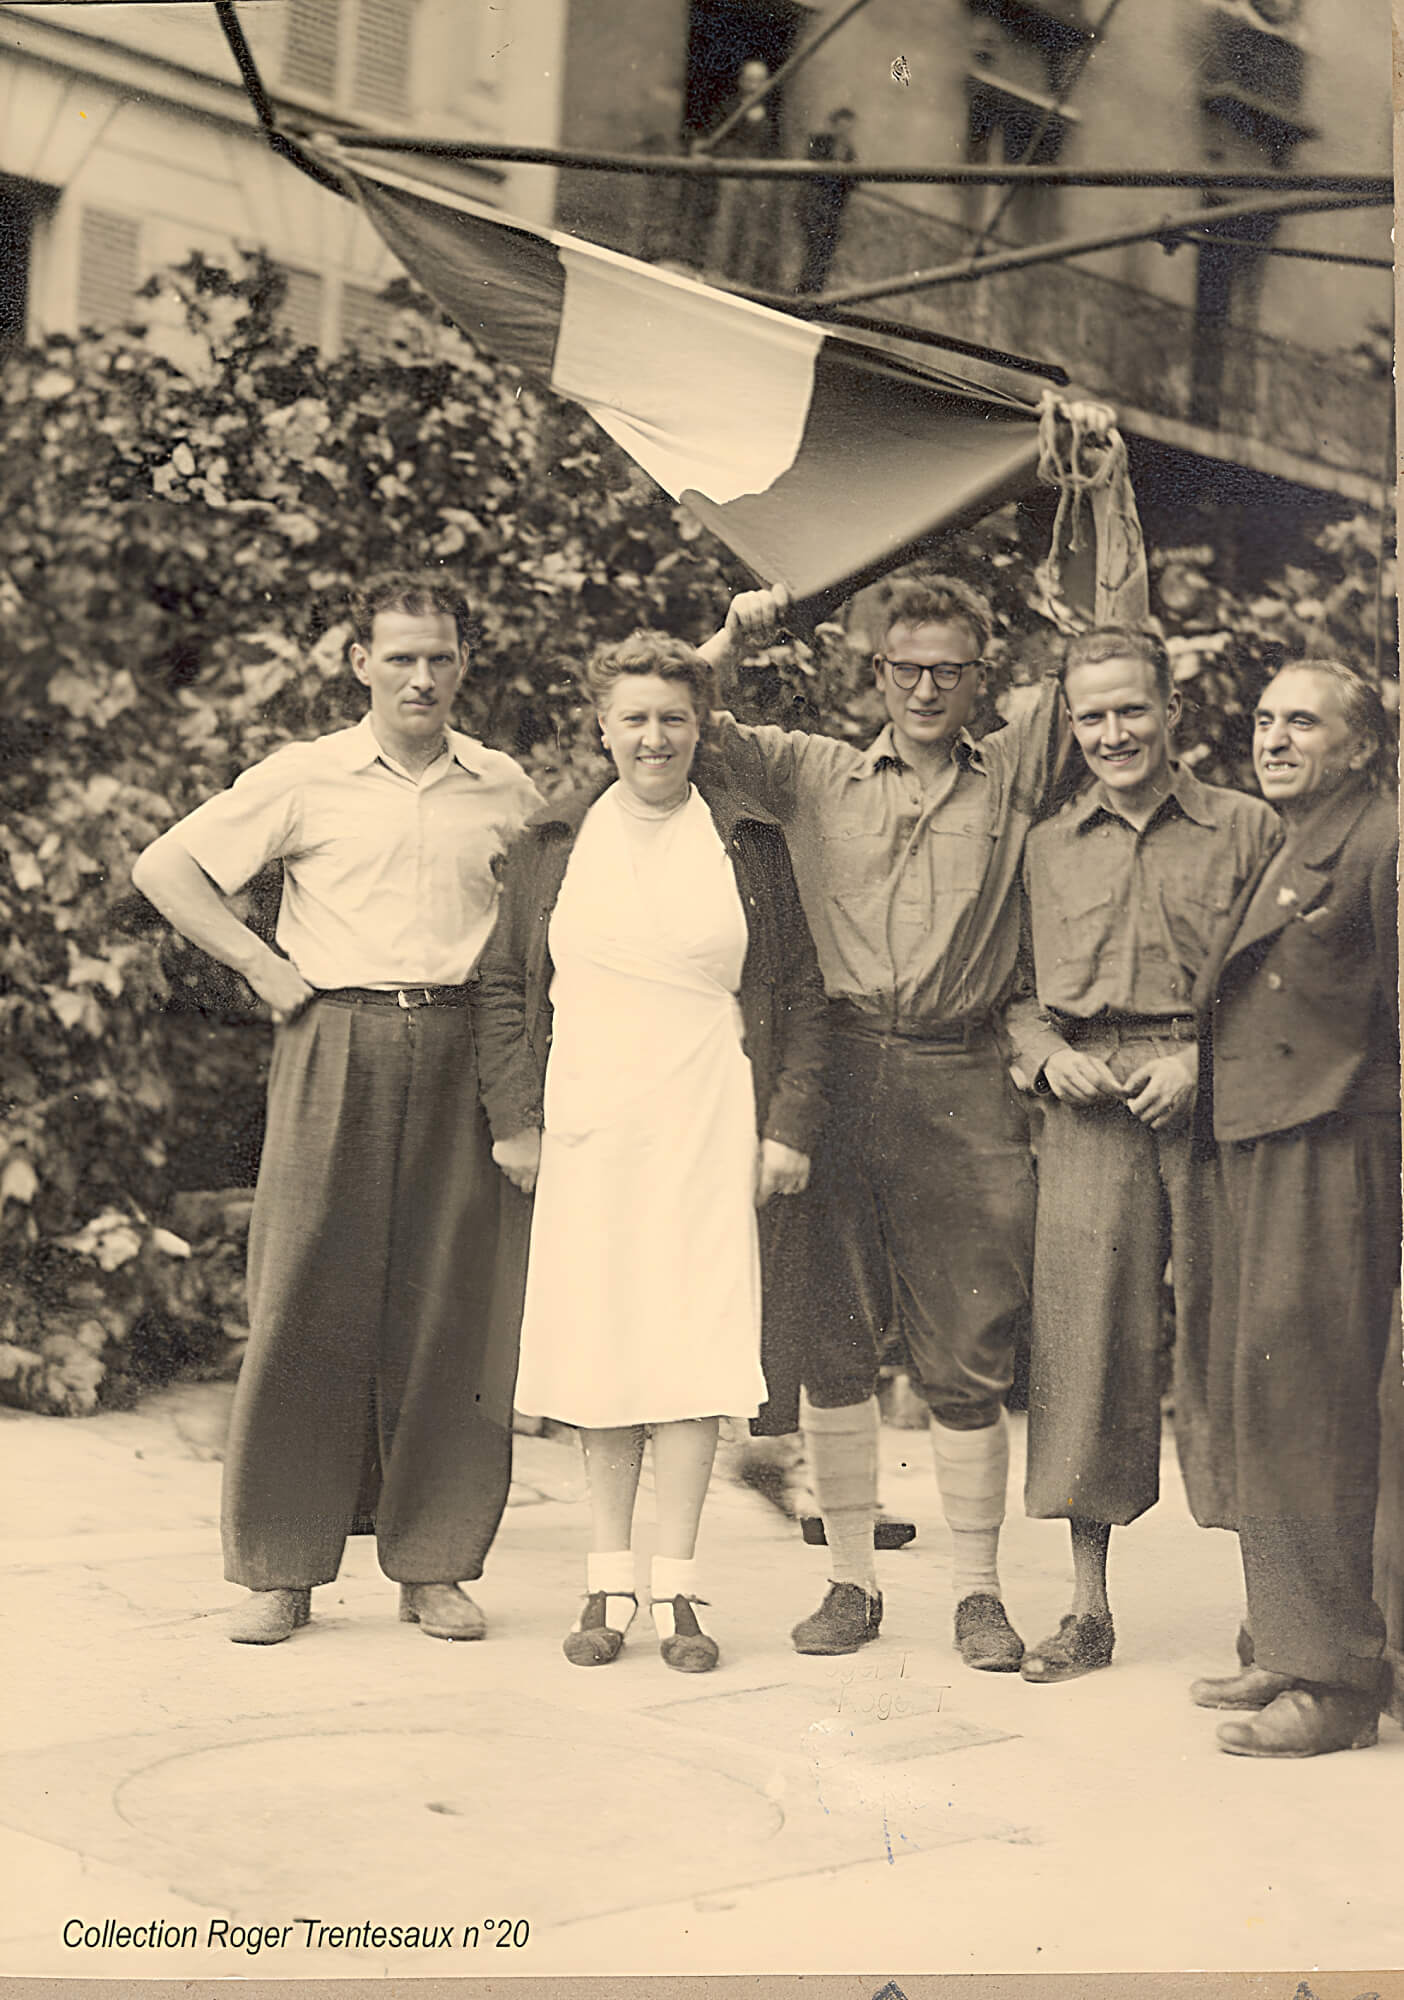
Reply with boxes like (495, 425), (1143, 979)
(701, 574), (1061, 1668)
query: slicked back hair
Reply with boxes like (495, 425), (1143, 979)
(1267, 658), (1395, 788)
(1061, 626), (1173, 704)
(348, 571), (475, 653)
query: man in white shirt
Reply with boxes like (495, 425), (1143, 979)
(133, 573), (539, 1644)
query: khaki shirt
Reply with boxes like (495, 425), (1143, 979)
(710, 679), (1060, 1025)
(174, 714), (539, 989)
(1008, 762), (1280, 1078)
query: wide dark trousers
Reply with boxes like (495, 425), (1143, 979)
(222, 1000), (514, 1590)
(1207, 1114), (1400, 1693)
(756, 1023), (1036, 1436)
(1024, 1032), (1218, 1527)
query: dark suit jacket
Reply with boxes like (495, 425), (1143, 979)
(1193, 775), (1399, 1146)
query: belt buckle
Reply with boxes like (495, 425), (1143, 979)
(396, 987), (430, 1010)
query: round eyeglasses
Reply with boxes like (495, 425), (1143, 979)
(878, 656), (980, 692)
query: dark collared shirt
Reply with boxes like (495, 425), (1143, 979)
(711, 679), (1060, 1024)
(1008, 763), (1279, 1077)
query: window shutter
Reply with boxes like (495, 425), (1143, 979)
(76, 207), (141, 331)
(282, 0), (340, 100)
(352, 0), (412, 119)
(276, 266), (325, 351)
(340, 281), (395, 353)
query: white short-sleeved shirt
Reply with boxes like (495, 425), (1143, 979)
(172, 714), (539, 989)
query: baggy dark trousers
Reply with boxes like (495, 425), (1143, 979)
(222, 1000), (516, 1590)
(1208, 1114), (1400, 1693)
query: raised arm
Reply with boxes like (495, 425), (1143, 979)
(132, 833), (313, 1022)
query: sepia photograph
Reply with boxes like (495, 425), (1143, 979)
(0, 0), (1399, 1991)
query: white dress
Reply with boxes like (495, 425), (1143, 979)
(512, 783), (766, 1428)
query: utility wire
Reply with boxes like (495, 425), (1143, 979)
(319, 134), (1390, 197)
(965, 0), (1127, 265)
(789, 190), (1387, 308)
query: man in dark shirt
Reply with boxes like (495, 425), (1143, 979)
(1008, 627), (1278, 1682)
(796, 107), (858, 295)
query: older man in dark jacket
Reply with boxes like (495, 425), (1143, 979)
(1192, 660), (1399, 1758)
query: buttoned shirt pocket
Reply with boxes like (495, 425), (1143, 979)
(1050, 878), (1120, 989)
(818, 822), (894, 903)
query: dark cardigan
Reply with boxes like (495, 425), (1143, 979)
(473, 763), (829, 1156)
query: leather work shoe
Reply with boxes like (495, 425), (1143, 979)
(1020, 1610), (1115, 1683)
(791, 1581), (883, 1655)
(955, 1592), (1025, 1671)
(800, 1514), (918, 1551)
(227, 1587), (311, 1645)
(1190, 1663), (1297, 1711)
(399, 1582), (487, 1641)
(1217, 1685), (1379, 1758)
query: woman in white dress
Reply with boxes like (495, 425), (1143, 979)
(475, 633), (828, 1671)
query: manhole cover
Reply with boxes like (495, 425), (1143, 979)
(116, 1727), (782, 1911)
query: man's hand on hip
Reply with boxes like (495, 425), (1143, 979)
(247, 954), (316, 1026)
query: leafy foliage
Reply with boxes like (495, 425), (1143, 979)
(1, 252), (1395, 1411)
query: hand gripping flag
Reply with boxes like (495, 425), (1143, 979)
(328, 153), (1050, 620)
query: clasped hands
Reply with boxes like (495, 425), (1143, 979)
(491, 1130), (810, 1204)
(1041, 1046), (1196, 1132)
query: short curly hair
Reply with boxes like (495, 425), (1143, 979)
(877, 574), (993, 657)
(583, 630), (716, 718)
(348, 571), (475, 652)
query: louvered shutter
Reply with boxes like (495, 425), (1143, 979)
(76, 208), (141, 331)
(282, 0), (340, 100)
(277, 266), (325, 351)
(352, 0), (412, 119)
(340, 281), (395, 353)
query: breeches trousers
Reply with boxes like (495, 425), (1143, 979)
(756, 1025), (1035, 1436)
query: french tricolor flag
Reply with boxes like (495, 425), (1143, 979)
(335, 156), (1045, 618)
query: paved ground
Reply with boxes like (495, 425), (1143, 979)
(1, 1386), (1400, 1983)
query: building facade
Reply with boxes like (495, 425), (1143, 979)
(555, 0), (1394, 545)
(0, 0), (567, 356)
(1, 1), (1392, 550)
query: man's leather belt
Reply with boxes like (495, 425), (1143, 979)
(828, 1001), (991, 1047)
(1055, 1011), (1195, 1044)
(317, 985), (473, 1009)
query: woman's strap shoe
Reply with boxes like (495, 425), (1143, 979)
(399, 1583), (487, 1641)
(563, 1591), (637, 1666)
(1216, 1686), (1379, 1757)
(227, 1587), (311, 1645)
(1020, 1611), (1114, 1683)
(655, 1595), (720, 1673)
